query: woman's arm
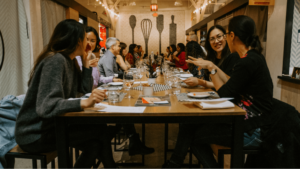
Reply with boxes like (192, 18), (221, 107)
(116, 55), (129, 71)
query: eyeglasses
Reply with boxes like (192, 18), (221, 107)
(209, 34), (226, 43)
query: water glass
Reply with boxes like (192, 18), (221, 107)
(123, 70), (134, 99)
(173, 82), (181, 94)
(108, 90), (119, 104)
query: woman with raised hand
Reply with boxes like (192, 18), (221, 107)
(185, 41), (206, 78)
(15, 19), (117, 168)
(76, 26), (122, 89)
(184, 25), (240, 88)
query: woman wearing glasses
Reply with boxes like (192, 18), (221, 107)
(184, 25), (240, 89)
(164, 16), (273, 168)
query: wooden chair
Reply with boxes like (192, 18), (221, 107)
(5, 145), (57, 169)
(211, 144), (260, 168)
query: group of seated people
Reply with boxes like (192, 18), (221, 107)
(14, 15), (276, 168)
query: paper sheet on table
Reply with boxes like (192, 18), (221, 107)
(185, 98), (234, 102)
(95, 103), (146, 113)
(153, 101), (169, 104)
(194, 101), (235, 109)
(134, 81), (148, 84)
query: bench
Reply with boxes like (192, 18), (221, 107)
(5, 145), (57, 169)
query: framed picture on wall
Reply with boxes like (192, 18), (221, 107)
(292, 67), (300, 79)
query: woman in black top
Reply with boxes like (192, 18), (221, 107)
(15, 20), (117, 168)
(184, 25), (240, 88)
(184, 15), (274, 168)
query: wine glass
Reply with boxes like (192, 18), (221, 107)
(123, 70), (135, 99)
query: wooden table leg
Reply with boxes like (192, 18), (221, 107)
(231, 116), (244, 168)
(55, 117), (70, 168)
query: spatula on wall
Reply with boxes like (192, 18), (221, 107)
(129, 15), (136, 44)
(156, 15), (164, 55)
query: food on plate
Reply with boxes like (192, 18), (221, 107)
(142, 83), (150, 87)
(142, 97), (161, 104)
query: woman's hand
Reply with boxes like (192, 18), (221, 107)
(89, 58), (99, 67)
(113, 78), (123, 82)
(82, 48), (93, 68)
(81, 89), (106, 108)
(186, 56), (214, 70)
(183, 77), (199, 87)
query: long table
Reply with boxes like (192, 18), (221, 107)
(55, 74), (246, 168)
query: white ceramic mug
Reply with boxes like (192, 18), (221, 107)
(143, 86), (153, 96)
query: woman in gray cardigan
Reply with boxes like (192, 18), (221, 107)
(15, 19), (117, 168)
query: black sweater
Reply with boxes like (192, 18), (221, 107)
(218, 50), (273, 128)
(15, 53), (93, 145)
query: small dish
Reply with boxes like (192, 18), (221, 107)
(108, 82), (123, 86)
(187, 92), (210, 98)
(180, 74), (193, 78)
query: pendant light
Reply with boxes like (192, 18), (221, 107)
(150, 0), (158, 11)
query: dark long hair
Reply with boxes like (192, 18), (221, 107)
(86, 26), (101, 53)
(169, 45), (176, 55)
(119, 42), (127, 60)
(204, 25), (230, 67)
(128, 44), (137, 64)
(228, 15), (262, 54)
(137, 45), (142, 56)
(186, 41), (206, 72)
(28, 19), (86, 86)
(176, 43), (185, 57)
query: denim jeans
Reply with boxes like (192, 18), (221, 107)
(20, 124), (119, 168)
(169, 124), (262, 168)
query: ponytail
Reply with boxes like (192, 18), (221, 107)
(246, 35), (262, 54)
(228, 15), (263, 54)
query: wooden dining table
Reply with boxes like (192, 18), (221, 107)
(55, 73), (246, 168)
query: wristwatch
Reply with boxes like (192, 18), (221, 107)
(210, 69), (217, 75)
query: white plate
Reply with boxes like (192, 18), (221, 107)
(108, 82), (123, 86)
(187, 92), (210, 98)
(180, 74), (193, 78)
(134, 81), (148, 84)
(130, 68), (137, 70)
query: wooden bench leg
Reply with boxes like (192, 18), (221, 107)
(32, 159), (37, 168)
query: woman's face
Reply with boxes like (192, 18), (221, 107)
(166, 48), (170, 53)
(139, 46), (143, 52)
(134, 46), (139, 53)
(176, 45), (181, 52)
(86, 32), (97, 52)
(209, 28), (227, 53)
(122, 48), (128, 56)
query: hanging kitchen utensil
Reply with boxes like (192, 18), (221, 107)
(141, 19), (152, 56)
(156, 15), (164, 55)
(169, 15), (177, 46)
(0, 30), (4, 72)
(129, 15), (136, 44)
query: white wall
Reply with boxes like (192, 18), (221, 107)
(265, 0), (288, 99)
(117, 11), (187, 55)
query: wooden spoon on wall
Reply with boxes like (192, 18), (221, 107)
(129, 15), (136, 44)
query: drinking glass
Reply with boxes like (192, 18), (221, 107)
(123, 70), (135, 99)
(173, 82), (181, 94)
(108, 89), (119, 104)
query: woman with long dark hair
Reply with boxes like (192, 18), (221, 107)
(76, 26), (121, 89)
(164, 46), (171, 61)
(184, 25), (240, 88)
(185, 41), (206, 77)
(180, 15), (272, 168)
(125, 44), (139, 67)
(15, 19), (117, 168)
(172, 43), (188, 70)
(116, 42), (131, 71)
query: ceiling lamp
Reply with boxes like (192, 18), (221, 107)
(150, 0), (158, 11)
(174, 0), (183, 6)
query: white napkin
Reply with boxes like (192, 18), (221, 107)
(186, 98), (234, 102)
(153, 101), (169, 104)
(194, 101), (234, 109)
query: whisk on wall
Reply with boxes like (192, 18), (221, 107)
(141, 19), (152, 56)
